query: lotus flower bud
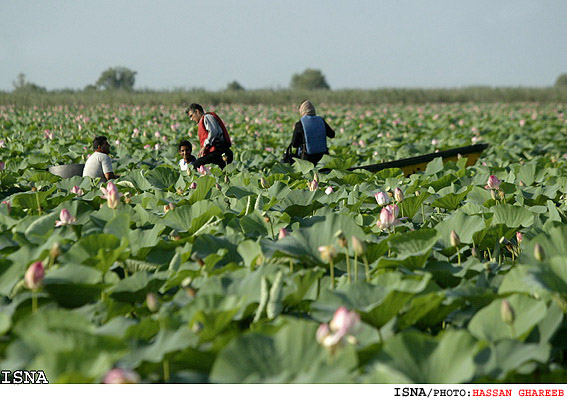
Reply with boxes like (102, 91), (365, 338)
(278, 228), (288, 240)
(534, 243), (545, 261)
(485, 175), (502, 190)
(186, 167), (192, 176)
(499, 190), (505, 201)
(224, 175), (230, 184)
(215, 183), (221, 191)
(24, 261), (45, 290)
(222, 153), (228, 162)
(374, 191), (390, 206)
(516, 231), (523, 244)
(518, 180), (525, 187)
(316, 323), (331, 344)
(1, 200), (11, 215)
(500, 299), (515, 325)
(102, 368), (140, 384)
(394, 187), (404, 202)
(318, 245), (337, 263)
(330, 306), (360, 333)
(499, 236), (509, 245)
(471, 247), (479, 258)
(70, 186), (84, 196)
(55, 208), (77, 227)
(190, 182), (197, 190)
(260, 177), (268, 189)
(325, 186), (333, 195)
(450, 230), (461, 247)
(313, 172), (319, 182)
(146, 292), (160, 313)
(351, 236), (365, 256)
(101, 181), (122, 209)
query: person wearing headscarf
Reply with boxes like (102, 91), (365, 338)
(289, 100), (335, 166)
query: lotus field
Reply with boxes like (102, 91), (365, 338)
(1, 103), (567, 383)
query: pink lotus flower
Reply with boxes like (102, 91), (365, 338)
(325, 186), (333, 195)
(376, 206), (399, 231)
(278, 228), (288, 240)
(485, 175), (502, 190)
(163, 203), (175, 213)
(0, 139), (5, 148)
(394, 187), (404, 202)
(100, 181), (122, 209)
(519, 119), (526, 127)
(115, 140), (121, 146)
(431, 138), (439, 146)
(102, 368), (140, 384)
(197, 165), (210, 175)
(154, 143), (160, 151)
(516, 231), (523, 244)
(154, 131), (161, 138)
(316, 306), (360, 349)
(70, 186), (84, 196)
(385, 203), (399, 218)
(374, 191), (390, 206)
(190, 182), (197, 189)
(308, 179), (318, 191)
(55, 208), (77, 227)
(143, 144), (151, 149)
(25, 261), (45, 290)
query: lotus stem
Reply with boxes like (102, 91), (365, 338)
(363, 255), (370, 282)
(289, 260), (294, 273)
(353, 252), (359, 283)
(329, 258), (335, 289)
(456, 247), (461, 266)
(32, 291), (38, 313)
(345, 252), (351, 284)
(35, 192), (42, 216)
(509, 324), (516, 338)
(163, 359), (170, 382)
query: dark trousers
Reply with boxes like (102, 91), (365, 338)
(192, 148), (233, 169)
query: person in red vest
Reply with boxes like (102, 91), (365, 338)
(185, 103), (233, 169)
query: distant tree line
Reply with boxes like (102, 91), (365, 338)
(2, 68), (567, 105)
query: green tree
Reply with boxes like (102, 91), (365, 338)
(226, 80), (245, 91)
(96, 67), (137, 91)
(555, 74), (567, 88)
(12, 73), (47, 93)
(290, 69), (330, 90)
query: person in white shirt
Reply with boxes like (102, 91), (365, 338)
(82, 136), (118, 181)
(178, 140), (197, 171)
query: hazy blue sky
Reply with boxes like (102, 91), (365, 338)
(1, 0), (566, 91)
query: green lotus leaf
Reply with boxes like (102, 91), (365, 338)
(62, 233), (129, 273)
(431, 186), (472, 210)
(399, 191), (431, 219)
(187, 175), (216, 204)
(369, 330), (477, 383)
(109, 271), (168, 303)
(210, 318), (358, 383)
(474, 340), (551, 381)
(163, 201), (223, 234)
(145, 166), (179, 190)
(468, 294), (547, 342)
(388, 229), (438, 257)
(490, 204), (534, 228)
(435, 210), (486, 246)
(43, 264), (106, 308)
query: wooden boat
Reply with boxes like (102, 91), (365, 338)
(322, 143), (488, 176)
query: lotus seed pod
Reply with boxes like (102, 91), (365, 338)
(450, 230), (461, 247)
(500, 299), (515, 325)
(351, 236), (366, 256)
(146, 293), (159, 313)
(335, 230), (347, 248)
(318, 245), (337, 263)
(534, 243), (545, 261)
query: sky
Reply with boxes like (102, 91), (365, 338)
(1, 0), (566, 92)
